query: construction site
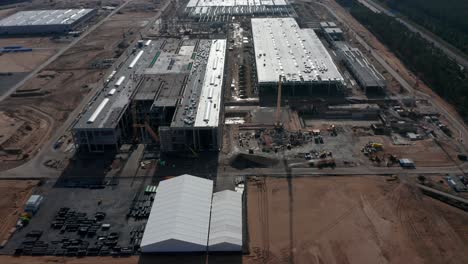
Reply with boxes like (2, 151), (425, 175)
(0, 0), (466, 263)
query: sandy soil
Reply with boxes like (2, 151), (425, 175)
(0, 180), (38, 243)
(244, 176), (468, 264)
(0, 4), (157, 170)
(356, 135), (457, 167)
(0, 256), (138, 264)
(0, 50), (57, 73)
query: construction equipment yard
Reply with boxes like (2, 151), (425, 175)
(0, 0), (466, 263)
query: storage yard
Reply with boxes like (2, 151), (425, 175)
(0, 0), (466, 263)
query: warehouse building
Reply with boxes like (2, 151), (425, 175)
(185, 0), (295, 18)
(0, 9), (96, 35)
(208, 190), (243, 252)
(141, 175), (243, 253)
(335, 42), (386, 94)
(252, 18), (344, 99)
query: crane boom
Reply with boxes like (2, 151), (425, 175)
(275, 75), (282, 128)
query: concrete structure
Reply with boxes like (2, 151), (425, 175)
(252, 18), (344, 98)
(320, 21), (344, 41)
(324, 103), (380, 120)
(0, 9), (96, 35)
(159, 39), (226, 152)
(140, 175), (214, 253)
(208, 190), (243, 252)
(73, 38), (226, 153)
(185, 0), (295, 18)
(141, 175), (243, 253)
(335, 42), (386, 94)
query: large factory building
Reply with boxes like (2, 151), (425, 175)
(252, 18), (344, 100)
(0, 9), (96, 35)
(72, 38), (226, 153)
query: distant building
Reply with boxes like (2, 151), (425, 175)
(0, 0), (30, 6)
(0, 9), (96, 35)
(185, 0), (294, 18)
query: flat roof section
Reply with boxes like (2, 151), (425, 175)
(0, 9), (94, 27)
(74, 42), (156, 130)
(252, 18), (344, 84)
(194, 39), (225, 128)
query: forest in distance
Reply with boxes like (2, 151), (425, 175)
(379, 0), (468, 55)
(337, 0), (468, 120)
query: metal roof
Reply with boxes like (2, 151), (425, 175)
(140, 175), (214, 253)
(252, 18), (344, 84)
(208, 190), (243, 251)
(0, 9), (94, 27)
(194, 39), (225, 127)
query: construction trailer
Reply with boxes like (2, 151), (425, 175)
(252, 18), (345, 101)
(0, 9), (96, 35)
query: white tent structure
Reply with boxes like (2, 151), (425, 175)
(140, 174), (214, 253)
(208, 190), (243, 251)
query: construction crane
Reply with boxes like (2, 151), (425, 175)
(131, 102), (159, 144)
(275, 75), (283, 129)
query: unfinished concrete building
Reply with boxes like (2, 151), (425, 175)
(252, 18), (345, 101)
(73, 38), (226, 153)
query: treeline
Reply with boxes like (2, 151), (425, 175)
(339, 1), (468, 119)
(380, 0), (468, 55)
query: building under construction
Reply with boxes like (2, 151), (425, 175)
(72, 38), (226, 153)
(335, 42), (386, 94)
(185, 0), (296, 20)
(252, 18), (345, 101)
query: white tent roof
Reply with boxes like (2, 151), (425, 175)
(141, 174), (214, 252)
(208, 190), (243, 251)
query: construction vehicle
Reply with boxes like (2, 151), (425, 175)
(274, 75), (283, 129)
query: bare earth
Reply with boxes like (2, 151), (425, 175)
(0, 180), (38, 242)
(245, 177), (468, 264)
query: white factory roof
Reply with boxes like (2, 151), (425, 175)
(252, 18), (344, 84)
(208, 190), (243, 252)
(0, 9), (94, 27)
(187, 0), (287, 7)
(194, 39), (225, 127)
(140, 175), (214, 253)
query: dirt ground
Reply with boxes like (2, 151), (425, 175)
(0, 256), (138, 264)
(0, 1), (158, 170)
(244, 176), (468, 264)
(0, 180), (38, 243)
(355, 135), (458, 167)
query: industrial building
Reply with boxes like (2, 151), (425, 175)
(140, 175), (243, 253)
(185, 0), (295, 18)
(0, 9), (96, 35)
(0, 0), (30, 6)
(335, 42), (386, 94)
(72, 38), (226, 153)
(252, 18), (344, 98)
(320, 21), (344, 41)
(324, 103), (380, 120)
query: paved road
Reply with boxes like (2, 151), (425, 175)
(0, 0), (134, 103)
(361, 0), (468, 69)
